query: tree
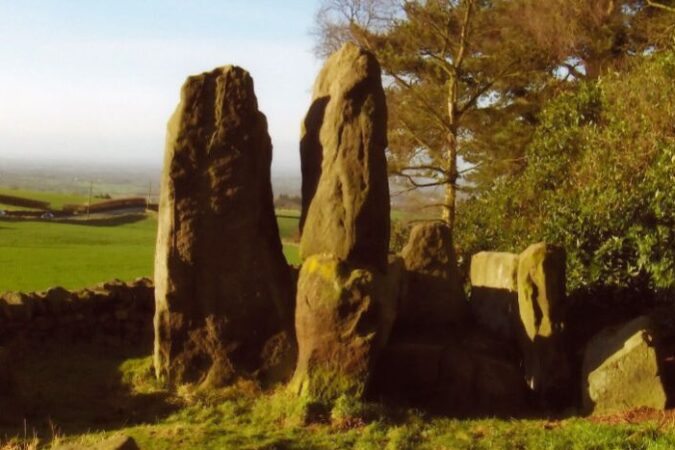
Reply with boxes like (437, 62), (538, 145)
(314, 0), (568, 229)
(313, 0), (674, 230)
(508, 0), (675, 78)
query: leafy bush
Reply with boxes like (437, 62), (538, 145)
(456, 51), (675, 303)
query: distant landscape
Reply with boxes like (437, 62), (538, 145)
(0, 184), (302, 293)
(1, 1), (673, 449)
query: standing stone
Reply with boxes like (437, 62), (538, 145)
(299, 43), (390, 271)
(470, 252), (519, 339)
(154, 66), (293, 387)
(582, 316), (666, 414)
(398, 222), (468, 331)
(290, 254), (398, 403)
(516, 242), (568, 398)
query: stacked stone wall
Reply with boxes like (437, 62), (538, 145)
(0, 278), (154, 348)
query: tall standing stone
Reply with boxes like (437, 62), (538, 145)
(154, 66), (293, 388)
(299, 43), (390, 271)
(291, 44), (394, 405)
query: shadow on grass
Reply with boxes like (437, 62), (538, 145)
(0, 213), (149, 228)
(0, 340), (178, 441)
(52, 213), (150, 227)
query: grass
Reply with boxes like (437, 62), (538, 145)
(0, 217), (156, 292)
(0, 213), (301, 293)
(0, 187), (88, 210)
(277, 209), (301, 243)
(3, 343), (675, 450)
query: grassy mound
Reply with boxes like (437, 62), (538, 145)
(2, 343), (675, 449)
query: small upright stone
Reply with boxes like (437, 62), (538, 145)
(516, 242), (568, 398)
(299, 43), (390, 271)
(470, 251), (519, 339)
(398, 222), (467, 330)
(154, 66), (293, 388)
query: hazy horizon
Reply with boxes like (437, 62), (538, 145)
(0, 1), (321, 174)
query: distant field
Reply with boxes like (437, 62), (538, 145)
(0, 187), (87, 210)
(0, 192), (430, 293)
(0, 212), (301, 293)
(0, 217), (156, 292)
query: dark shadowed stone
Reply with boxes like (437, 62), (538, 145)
(290, 254), (397, 403)
(154, 65), (294, 388)
(0, 346), (11, 394)
(469, 251), (519, 339)
(398, 222), (467, 330)
(372, 332), (526, 416)
(582, 316), (666, 415)
(44, 287), (74, 314)
(299, 43), (390, 271)
(1, 292), (33, 321)
(516, 242), (569, 399)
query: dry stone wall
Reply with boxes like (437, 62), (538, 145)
(0, 278), (154, 347)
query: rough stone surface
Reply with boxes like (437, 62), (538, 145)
(516, 242), (569, 397)
(0, 346), (10, 394)
(582, 316), (666, 415)
(154, 66), (294, 388)
(290, 254), (397, 402)
(0, 279), (154, 347)
(470, 251), (519, 339)
(373, 332), (526, 415)
(398, 222), (467, 330)
(299, 43), (390, 271)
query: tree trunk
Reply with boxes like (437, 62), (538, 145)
(442, 0), (472, 231)
(442, 129), (458, 230)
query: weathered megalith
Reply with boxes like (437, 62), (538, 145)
(154, 66), (294, 388)
(397, 222), (468, 331)
(291, 44), (394, 405)
(582, 316), (666, 415)
(290, 254), (398, 402)
(516, 242), (568, 398)
(299, 42), (390, 271)
(470, 252), (519, 339)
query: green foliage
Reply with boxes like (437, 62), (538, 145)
(456, 51), (675, 300)
(389, 219), (412, 253)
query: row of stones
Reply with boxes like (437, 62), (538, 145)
(150, 41), (665, 418)
(0, 278), (154, 345)
(470, 248), (670, 414)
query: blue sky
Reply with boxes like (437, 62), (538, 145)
(0, 0), (321, 172)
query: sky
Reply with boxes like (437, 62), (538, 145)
(0, 0), (321, 173)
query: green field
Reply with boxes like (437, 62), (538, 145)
(0, 213), (301, 293)
(0, 187), (88, 210)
